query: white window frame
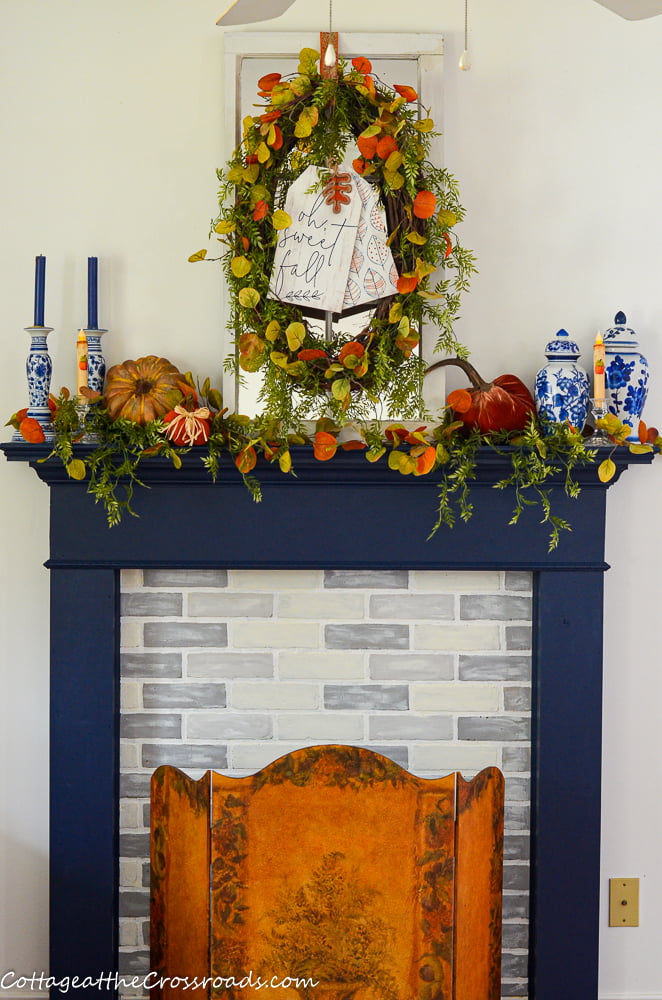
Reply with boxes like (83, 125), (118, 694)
(220, 31), (446, 415)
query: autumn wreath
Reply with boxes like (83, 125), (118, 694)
(191, 47), (476, 425)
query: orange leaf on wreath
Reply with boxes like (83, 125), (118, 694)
(352, 157), (367, 175)
(244, 154), (259, 165)
(447, 388), (473, 414)
(393, 84), (418, 102)
(413, 190), (437, 218)
(376, 135), (398, 160)
(253, 200), (269, 221)
(235, 445), (257, 474)
(298, 349), (327, 361)
(19, 416), (46, 444)
(341, 439), (367, 451)
(357, 134), (378, 159)
(258, 72), (281, 92)
(338, 341), (365, 363)
(242, 236), (251, 251)
(352, 56), (372, 74)
(396, 274), (419, 294)
(260, 108), (282, 124)
(414, 445), (436, 476)
(269, 124), (283, 150)
(313, 431), (338, 462)
(443, 231), (453, 258)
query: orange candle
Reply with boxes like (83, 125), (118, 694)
(76, 329), (88, 396)
(593, 332), (605, 404)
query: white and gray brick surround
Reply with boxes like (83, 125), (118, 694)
(119, 567), (532, 1000)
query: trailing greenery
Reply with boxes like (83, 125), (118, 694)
(190, 48), (476, 427)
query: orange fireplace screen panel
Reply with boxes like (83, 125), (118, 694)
(150, 746), (504, 1000)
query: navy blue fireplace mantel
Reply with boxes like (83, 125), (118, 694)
(2, 442), (650, 1000)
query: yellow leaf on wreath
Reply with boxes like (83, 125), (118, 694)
(286, 322), (306, 351)
(360, 123), (382, 139)
(389, 302), (403, 323)
(238, 287), (261, 309)
(270, 351), (289, 369)
(294, 105), (319, 138)
(257, 141), (271, 164)
(383, 169), (404, 190)
(188, 249), (208, 262)
(272, 209), (292, 231)
(298, 47), (319, 76)
(438, 208), (458, 227)
(290, 75), (311, 96)
(406, 232), (427, 245)
(231, 255), (252, 277)
(385, 150), (404, 172)
(265, 320), (281, 342)
(242, 162), (260, 184)
(214, 220), (235, 235)
(227, 165), (244, 184)
(414, 118), (435, 133)
(598, 458), (616, 483)
(332, 378), (351, 400)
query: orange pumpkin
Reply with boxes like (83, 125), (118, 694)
(104, 356), (184, 425)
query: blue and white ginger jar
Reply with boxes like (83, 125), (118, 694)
(604, 311), (649, 438)
(534, 328), (590, 430)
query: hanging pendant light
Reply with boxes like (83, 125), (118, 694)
(459, 0), (471, 70)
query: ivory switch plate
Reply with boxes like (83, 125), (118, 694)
(609, 877), (639, 926)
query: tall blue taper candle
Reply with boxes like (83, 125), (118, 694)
(34, 255), (46, 327)
(87, 256), (98, 331)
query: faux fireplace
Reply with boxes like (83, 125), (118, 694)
(2, 442), (647, 1000)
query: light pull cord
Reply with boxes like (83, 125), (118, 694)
(459, 0), (471, 70)
(324, 0), (337, 67)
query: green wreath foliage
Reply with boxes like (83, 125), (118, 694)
(195, 47), (476, 426)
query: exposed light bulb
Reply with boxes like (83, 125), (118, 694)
(459, 48), (471, 70)
(324, 41), (337, 67)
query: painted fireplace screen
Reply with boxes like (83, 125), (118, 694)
(150, 747), (504, 1000)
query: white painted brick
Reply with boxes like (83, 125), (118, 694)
(414, 624), (501, 651)
(231, 681), (320, 710)
(278, 591), (365, 619)
(230, 742), (303, 771)
(228, 570), (323, 591)
(277, 713), (364, 741)
(121, 680), (142, 711)
(120, 619), (143, 649)
(411, 742), (500, 774)
(278, 651), (366, 679)
(232, 620), (320, 649)
(121, 569), (144, 591)
(119, 918), (141, 947)
(411, 571), (501, 592)
(119, 859), (143, 888)
(412, 683), (501, 712)
(120, 742), (140, 769)
(120, 801), (143, 830)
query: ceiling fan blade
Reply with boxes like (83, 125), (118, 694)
(216, 0), (297, 25)
(593, 0), (662, 18)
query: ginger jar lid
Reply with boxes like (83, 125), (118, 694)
(604, 310), (639, 348)
(544, 328), (581, 360)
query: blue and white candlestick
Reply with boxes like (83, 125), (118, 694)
(19, 325), (54, 442)
(84, 328), (107, 394)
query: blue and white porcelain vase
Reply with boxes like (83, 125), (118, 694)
(603, 311), (649, 438)
(534, 328), (590, 430)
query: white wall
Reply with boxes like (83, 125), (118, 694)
(1, 0), (661, 996)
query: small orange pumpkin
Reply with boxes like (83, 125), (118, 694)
(104, 356), (184, 425)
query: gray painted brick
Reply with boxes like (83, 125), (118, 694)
(504, 686), (532, 711)
(142, 861), (150, 888)
(503, 894), (529, 920)
(120, 774), (152, 798)
(143, 682), (227, 709)
(142, 920), (150, 946)
(143, 804), (150, 827)
(120, 652), (182, 678)
(188, 592), (274, 618)
(460, 595), (532, 621)
(503, 747), (531, 772)
(506, 625), (532, 651)
(366, 745), (409, 769)
(503, 864), (530, 891)
(118, 949), (150, 976)
(324, 570), (409, 589)
(120, 833), (150, 858)
(459, 655), (531, 682)
(502, 922), (529, 950)
(505, 802), (531, 830)
(369, 715), (453, 740)
(458, 716), (530, 741)
(186, 713), (273, 740)
(501, 953), (529, 980)
(504, 834), (530, 861)
(121, 592), (183, 617)
(142, 743), (228, 769)
(325, 624), (409, 649)
(187, 652), (274, 679)
(500, 986), (528, 998)
(120, 713), (181, 739)
(504, 571), (532, 592)
(505, 776), (530, 802)
(119, 891), (149, 917)
(369, 594), (454, 620)
(143, 569), (228, 588)
(144, 621), (228, 648)
(369, 652), (453, 680)
(324, 684), (408, 711)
